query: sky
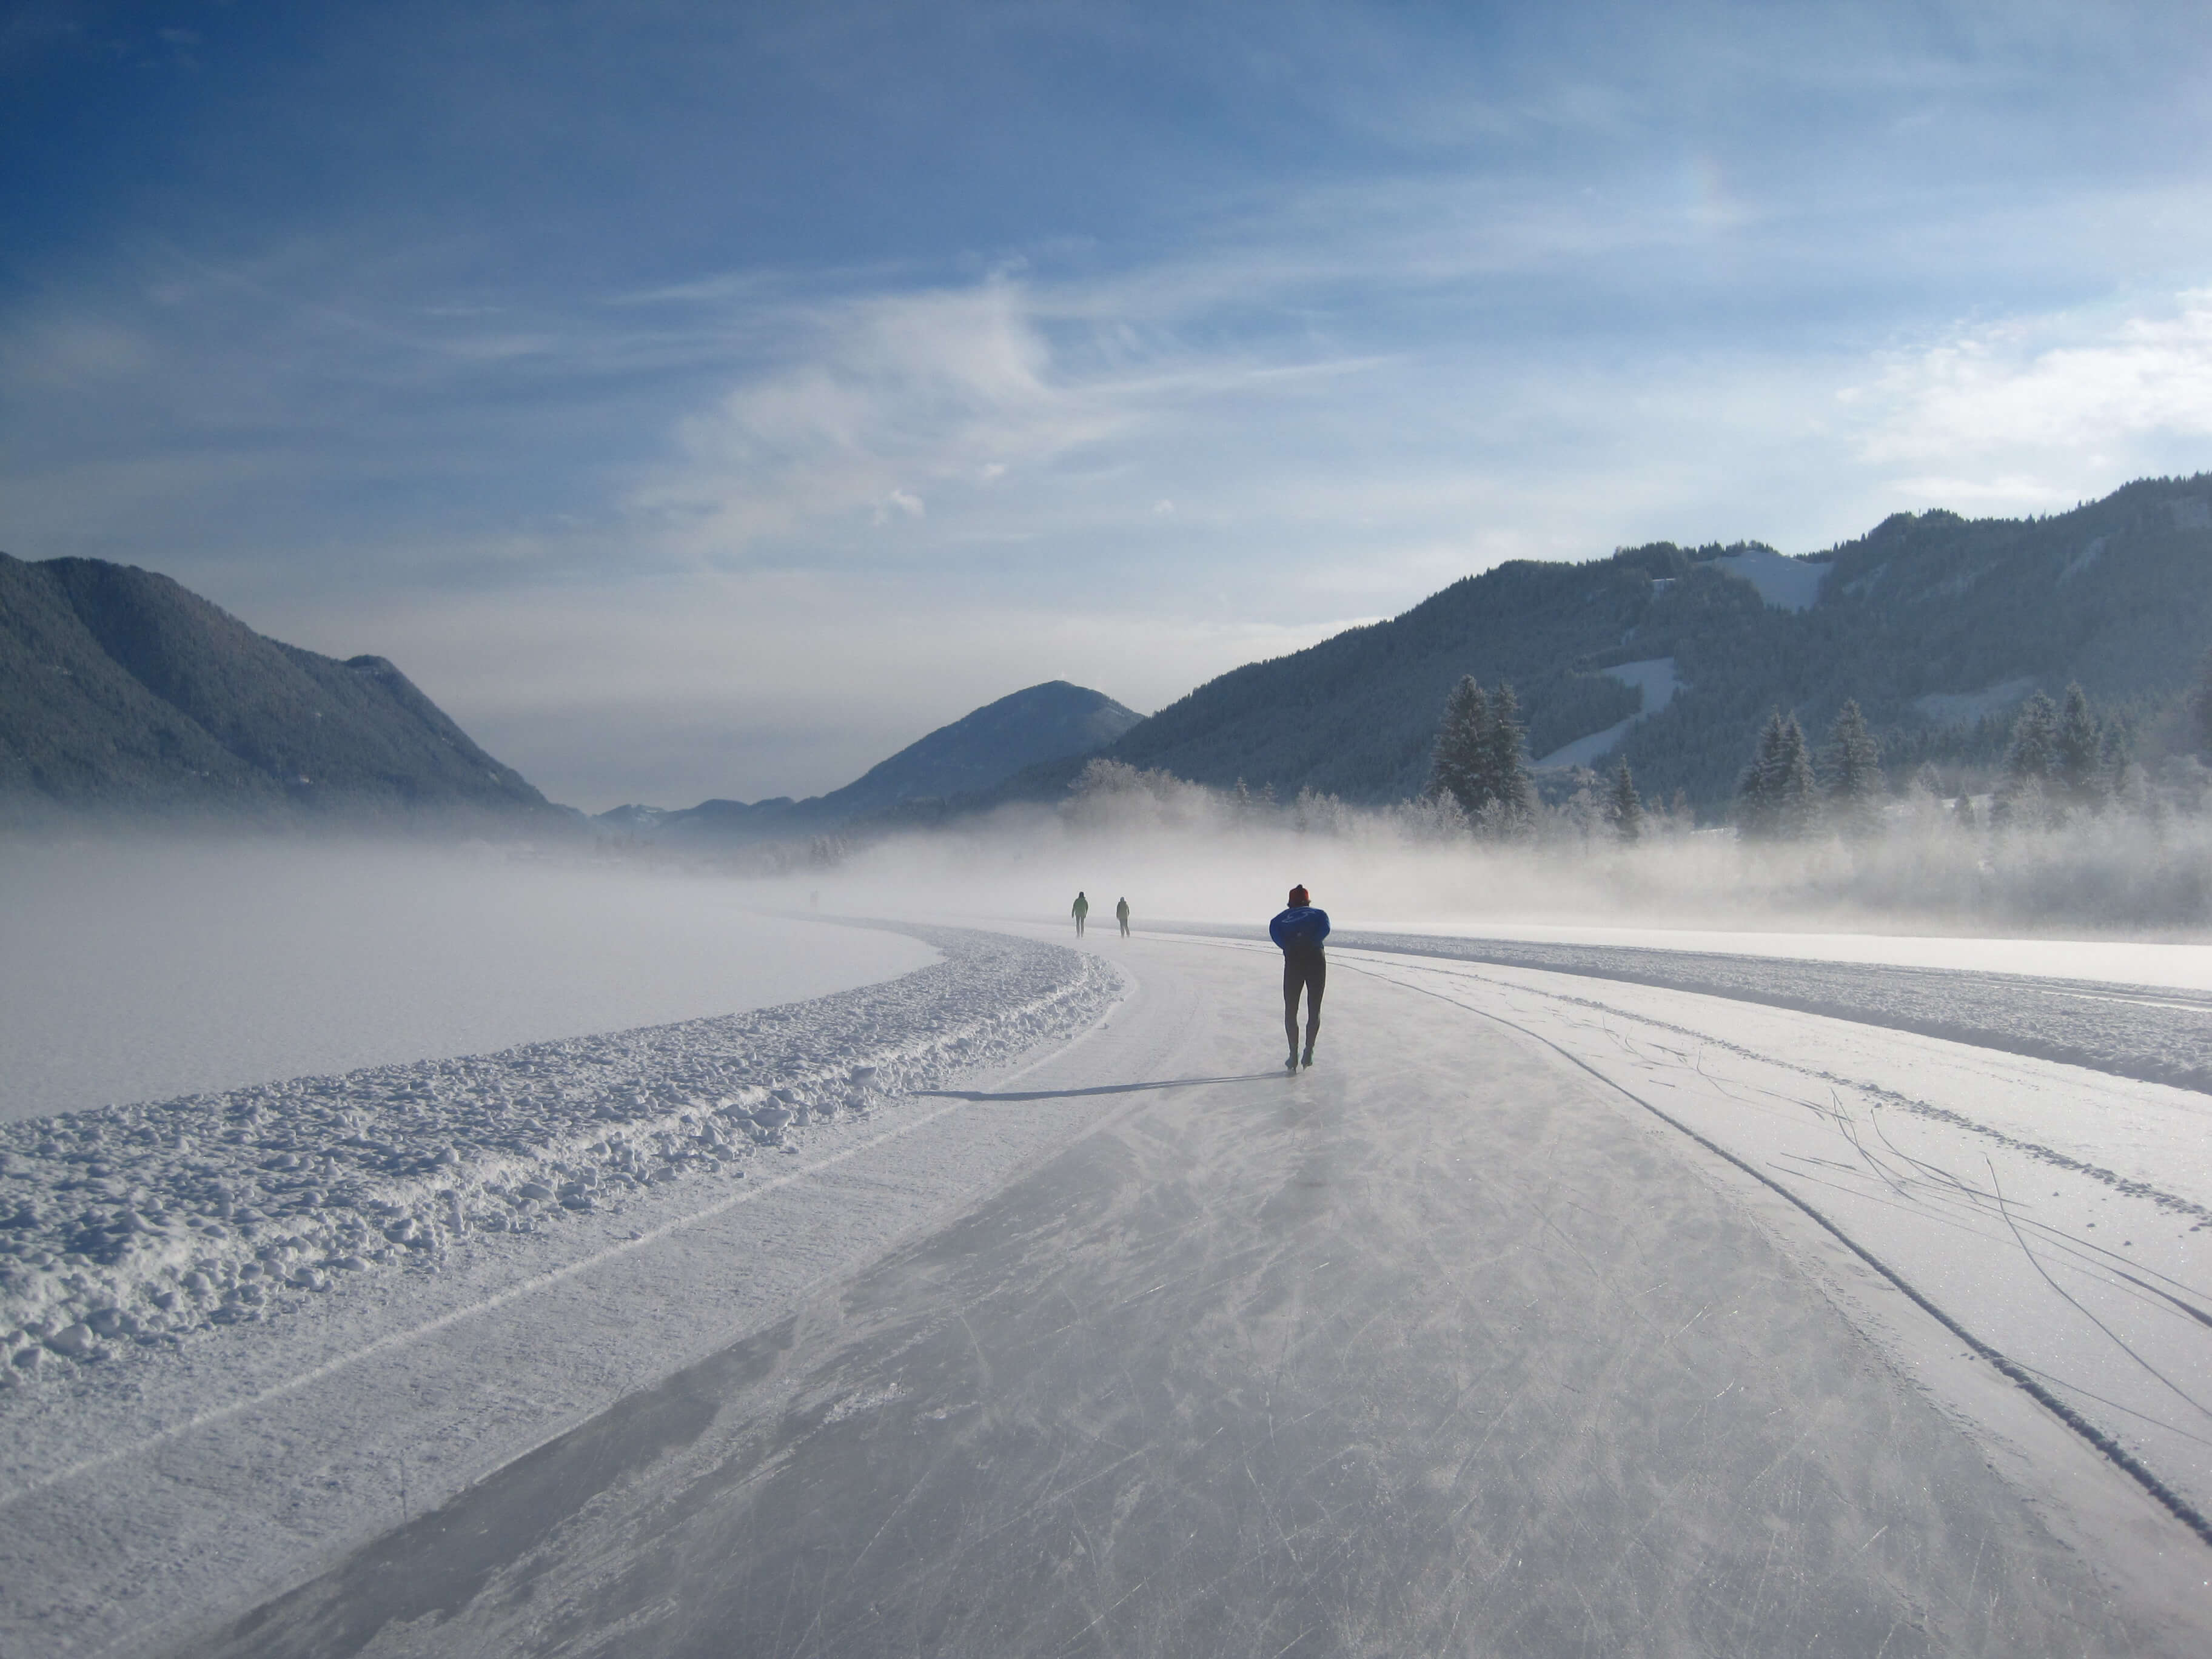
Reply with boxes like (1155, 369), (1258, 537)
(6, 1), (2212, 811)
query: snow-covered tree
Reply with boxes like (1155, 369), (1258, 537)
(1821, 699), (1884, 838)
(1484, 682), (1537, 837)
(2003, 691), (2059, 785)
(2189, 647), (2212, 759)
(1426, 677), (1490, 820)
(1994, 691), (2059, 828)
(2098, 723), (2135, 806)
(1737, 711), (1816, 840)
(2053, 683), (2105, 813)
(1603, 759), (1644, 843)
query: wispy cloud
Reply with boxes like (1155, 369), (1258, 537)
(1848, 290), (2212, 506)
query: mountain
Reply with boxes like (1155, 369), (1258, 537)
(0, 552), (561, 828)
(603, 680), (1140, 842)
(994, 474), (2212, 816)
(815, 680), (1141, 819)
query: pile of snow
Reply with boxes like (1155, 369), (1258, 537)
(0, 926), (1116, 1379)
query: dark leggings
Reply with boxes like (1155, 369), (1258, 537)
(1283, 950), (1325, 1050)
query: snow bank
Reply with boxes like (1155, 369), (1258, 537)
(0, 925), (1116, 1381)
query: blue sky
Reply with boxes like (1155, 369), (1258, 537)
(7, 1), (2212, 809)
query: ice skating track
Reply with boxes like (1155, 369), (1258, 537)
(202, 928), (2208, 1658)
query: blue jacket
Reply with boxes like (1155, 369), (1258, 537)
(1269, 906), (1331, 953)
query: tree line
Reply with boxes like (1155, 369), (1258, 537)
(1422, 671), (2163, 847)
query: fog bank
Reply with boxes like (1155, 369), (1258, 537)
(1, 840), (935, 1120)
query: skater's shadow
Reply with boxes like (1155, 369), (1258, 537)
(918, 1073), (1284, 1104)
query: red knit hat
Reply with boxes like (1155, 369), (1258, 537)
(1288, 884), (1310, 906)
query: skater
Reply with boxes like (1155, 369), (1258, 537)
(1071, 891), (1090, 937)
(1116, 896), (1131, 937)
(1270, 883), (1330, 1070)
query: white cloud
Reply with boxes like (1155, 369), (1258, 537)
(630, 280), (1131, 560)
(1848, 290), (2212, 506)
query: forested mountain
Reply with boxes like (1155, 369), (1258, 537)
(603, 681), (1139, 842)
(0, 552), (560, 828)
(1031, 474), (2212, 815)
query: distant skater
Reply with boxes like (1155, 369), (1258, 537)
(1270, 883), (1330, 1070)
(1116, 897), (1131, 937)
(1071, 891), (1090, 937)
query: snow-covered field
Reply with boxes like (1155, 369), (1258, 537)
(0, 923), (1122, 1657)
(0, 842), (937, 1120)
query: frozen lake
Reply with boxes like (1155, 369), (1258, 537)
(0, 840), (937, 1120)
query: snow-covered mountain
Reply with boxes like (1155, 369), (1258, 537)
(1005, 472), (2212, 813)
(0, 552), (562, 830)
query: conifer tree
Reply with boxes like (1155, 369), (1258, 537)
(2003, 691), (2059, 785)
(1771, 714), (1818, 839)
(2053, 683), (2105, 812)
(1735, 711), (1785, 838)
(1426, 677), (1490, 819)
(2190, 648), (2212, 759)
(1996, 691), (2059, 828)
(2099, 723), (2134, 804)
(1603, 759), (1644, 843)
(1821, 699), (1883, 838)
(1738, 711), (1817, 840)
(1484, 682), (1537, 836)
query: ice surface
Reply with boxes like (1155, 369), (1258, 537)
(0, 841), (936, 1119)
(1327, 943), (2212, 1535)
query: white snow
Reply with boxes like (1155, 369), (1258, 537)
(1329, 944), (2212, 1530)
(1532, 657), (1679, 771)
(1335, 920), (2212, 993)
(1711, 546), (1831, 611)
(11, 893), (2212, 1649)
(1534, 716), (1635, 772)
(0, 924), (1123, 1654)
(0, 842), (937, 1121)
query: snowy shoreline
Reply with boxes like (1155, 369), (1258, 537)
(0, 925), (1114, 1395)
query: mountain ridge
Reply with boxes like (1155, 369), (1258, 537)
(0, 552), (562, 830)
(595, 680), (1141, 843)
(994, 472), (2212, 816)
